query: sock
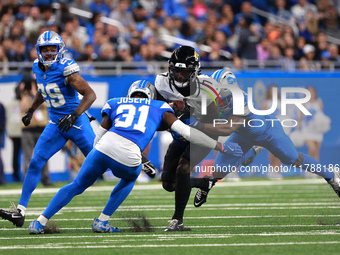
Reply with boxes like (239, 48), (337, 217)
(301, 153), (334, 181)
(17, 205), (26, 216)
(37, 215), (48, 226)
(172, 172), (191, 222)
(98, 213), (110, 222)
(190, 177), (206, 189)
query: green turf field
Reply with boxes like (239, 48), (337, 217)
(0, 178), (340, 255)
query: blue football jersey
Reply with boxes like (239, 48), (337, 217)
(102, 97), (174, 151)
(33, 58), (81, 122)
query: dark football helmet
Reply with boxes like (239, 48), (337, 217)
(168, 46), (200, 88)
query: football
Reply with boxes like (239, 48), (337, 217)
(169, 100), (186, 112)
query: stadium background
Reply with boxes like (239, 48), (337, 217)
(1, 71), (339, 181)
(0, 0), (339, 182)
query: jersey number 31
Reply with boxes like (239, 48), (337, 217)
(115, 104), (149, 133)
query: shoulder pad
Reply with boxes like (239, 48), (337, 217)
(61, 58), (80, 76)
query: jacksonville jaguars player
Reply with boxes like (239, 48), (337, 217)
(154, 46), (254, 231)
(193, 69), (340, 207)
(0, 31), (96, 227)
(28, 80), (232, 234)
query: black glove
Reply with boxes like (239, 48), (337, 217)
(22, 108), (34, 126)
(58, 111), (80, 132)
(141, 154), (156, 178)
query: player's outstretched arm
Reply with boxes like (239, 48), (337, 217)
(162, 111), (223, 152)
(67, 73), (96, 115)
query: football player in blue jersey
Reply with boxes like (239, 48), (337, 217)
(28, 80), (235, 234)
(193, 69), (340, 207)
(0, 31), (96, 227)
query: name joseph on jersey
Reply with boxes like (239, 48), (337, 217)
(117, 98), (151, 105)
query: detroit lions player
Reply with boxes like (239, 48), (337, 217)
(193, 69), (340, 207)
(28, 80), (231, 234)
(0, 31), (96, 227)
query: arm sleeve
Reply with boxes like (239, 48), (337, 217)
(94, 125), (108, 146)
(170, 120), (217, 150)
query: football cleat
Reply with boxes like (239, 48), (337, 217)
(92, 218), (121, 233)
(241, 146), (263, 166)
(0, 202), (25, 227)
(164, 219), (184, 232)
(194, 177), (218, 207)
(327, 167), (340, 197)
(29, 220), (45, 234)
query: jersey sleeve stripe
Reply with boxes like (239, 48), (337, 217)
(63, 63), (80, 76)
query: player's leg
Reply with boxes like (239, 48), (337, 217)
(161, 141), (185, 192)
(0, 124), (67, 227)
(93, 162), (141, 233)
(263, 126), (339, 196)
(33, 131), (52, 186)
(192, 133), (253, 207)
(29, 149), (107, 234)
(19, 124), (67, 208)
(263, 124), (333, 180)
(165, 143), (212, 231)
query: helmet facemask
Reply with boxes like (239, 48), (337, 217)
(38, 45), (62, 67)
(169, 65), (198, 88)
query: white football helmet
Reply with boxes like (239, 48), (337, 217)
(127, 80), (157, 99)
(211, 68), (238, 87)
(36, 31), (65, 67)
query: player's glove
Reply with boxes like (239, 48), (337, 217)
(58, 111), (80, 132)
(222, 141), (243, 157)
(141, 154), (156, 178)
(22, 108), (34, 126)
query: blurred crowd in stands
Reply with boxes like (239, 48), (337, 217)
(0, 0), (340, 74)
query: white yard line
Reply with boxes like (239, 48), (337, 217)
(15, 202), (340, 210)
(1, 230), (340, 240)
(0, 241), (340, 249)
(0, 179), (326, 196)
(2, 214), (338, 222)
(1, 224), (340, 232)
